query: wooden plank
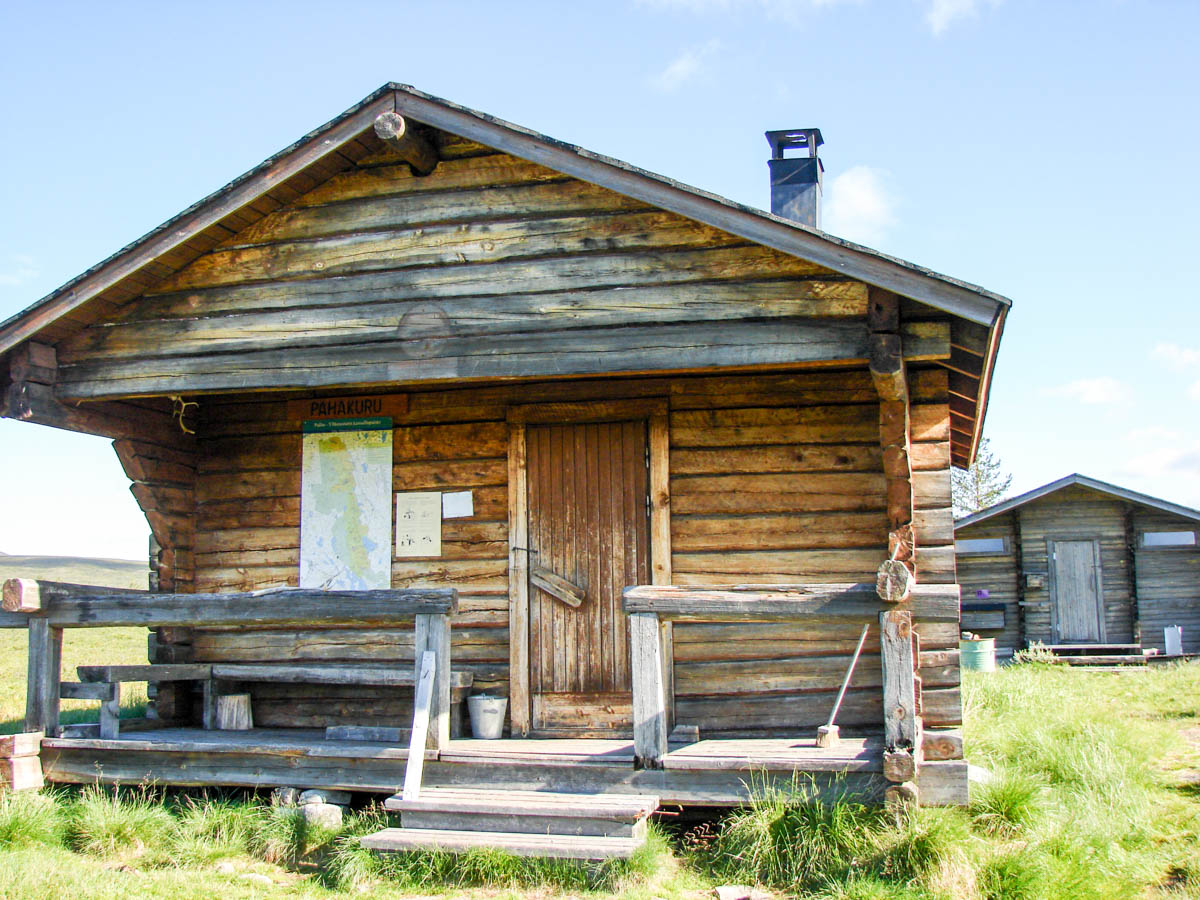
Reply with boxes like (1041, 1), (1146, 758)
(325, 726), (405, 743)
(507, 424), (530, 736)
(413, 613), (452, 750)
(0, 732), (43, 758)
(5, 582), (456, 627)
(60, 682), (119, 701)
(402, 650), (436, 801)
(649, 412), (673, 733)
(529, 564), (586, 608)
(99, 683), (122, 740)
(630, 612), (668, 769)
(880, 609), (918, 752)
(25, 619), (62, 736)
(623, 583), (960, 622)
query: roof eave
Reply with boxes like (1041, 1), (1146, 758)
(955, 473), (1200, 529)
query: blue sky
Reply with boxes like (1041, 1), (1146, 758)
(1, 0), (1197, 559)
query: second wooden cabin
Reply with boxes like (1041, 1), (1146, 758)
(956, 474), (1200, 660)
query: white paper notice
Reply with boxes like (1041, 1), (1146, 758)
(442, 490), (474, 519)
(395, 492), (442, 557)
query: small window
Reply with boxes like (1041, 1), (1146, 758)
(955, 537), (1009, 555)
(1141, 530), (1197, 548)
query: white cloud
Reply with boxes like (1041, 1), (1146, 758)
(1152, 342), (1200, 371)
(1120, 440), (1200, 484)
(1190, 380), (1200, 401)
(0, 254), (37, 287)
(822, 165), (896, 244)
(1043, 376), (1133, 406)
(924, 0), (1003, 36)
(651, 40), (722, 93)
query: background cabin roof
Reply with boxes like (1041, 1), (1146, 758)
(955, 473), (1200, 529)
(0, 83), (1009, 465)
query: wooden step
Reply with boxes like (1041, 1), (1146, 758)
(1051, 655), (1148, 666)
(361, 826), (642, 859)
(386, 788), (658, 838)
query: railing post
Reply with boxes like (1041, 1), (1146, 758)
(630, 612), (668, 769)
(414, 612), (451, 751)
(26, 618), (62, 737)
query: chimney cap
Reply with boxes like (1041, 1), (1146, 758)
(765, 128), (824, 160)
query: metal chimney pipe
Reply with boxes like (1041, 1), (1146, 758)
(765, 128), (824, 229)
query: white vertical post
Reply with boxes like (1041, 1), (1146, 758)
(630, 612), (668, 769)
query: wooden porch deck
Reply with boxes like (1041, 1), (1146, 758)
(38, 728), (964, 805)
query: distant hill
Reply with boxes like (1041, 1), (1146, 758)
(0, 555), (147, 590)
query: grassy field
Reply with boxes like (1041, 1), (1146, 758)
(0, 555), (150, 734)
(0, 559), (1197, 900)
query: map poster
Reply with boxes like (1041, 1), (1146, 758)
(299, 417), (393, 591)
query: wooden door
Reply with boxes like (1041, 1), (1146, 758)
(525, 420), (650, 736)
(1052, 540), (1104, 642)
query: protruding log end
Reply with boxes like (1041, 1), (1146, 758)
(883, 748), (917, 782)
(1, 578), (40, 613)
(373, 112), (438, 176)
(884, 780), (919, 813)
(876, 559), (914, 603)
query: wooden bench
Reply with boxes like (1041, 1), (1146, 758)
(67, 663), (474, 739)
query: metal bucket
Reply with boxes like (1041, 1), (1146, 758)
(467, 695), (508, 739)
(960, 637), (996, 672)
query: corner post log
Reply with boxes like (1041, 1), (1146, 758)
(630, 612), (668, 768)
(25, 618), (63, 736)
(880, 608), (919, 753)
(413, 613), (451, 751)
(869, 288), (916, 596)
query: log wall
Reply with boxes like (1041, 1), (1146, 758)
(1131, 509), (1200, 654)
(53, 138), (893, 400)
(177, 367), (960, 734)
(954, 513), (1021, 652)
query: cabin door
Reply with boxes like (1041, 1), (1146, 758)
(1051, 539), (1105, 643)
(524, 420), (650, 736)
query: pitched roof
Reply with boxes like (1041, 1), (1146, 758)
(955, 473), (1200, 529)
(0, 83), (1010, 462)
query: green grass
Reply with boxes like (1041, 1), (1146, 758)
(0, 589), (1196, 900)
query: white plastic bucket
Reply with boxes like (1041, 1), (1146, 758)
(467, 695), (508, 740)
(1165, 626), (1183, 657)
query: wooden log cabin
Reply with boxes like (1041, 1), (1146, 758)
(0, 84), (1008, 829)
(956, 474), (1200, 661)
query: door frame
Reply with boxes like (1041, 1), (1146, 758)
(506, 398), (672, 736)
(1047, 537), (1106, 644)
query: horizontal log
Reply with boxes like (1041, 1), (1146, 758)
(77, 664), (212, 683)
(1, 581), (456, 627)
(622, 583), (959, 622)
(59, 318), (900, 399)
(2, 381), (191, 448)
(211, 664), (473, 687)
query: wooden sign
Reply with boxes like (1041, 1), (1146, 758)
(288, 393), (408, 422)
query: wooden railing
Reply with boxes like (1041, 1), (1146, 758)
(0, 581), (458, 767)
(621, 582), (959, 798)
